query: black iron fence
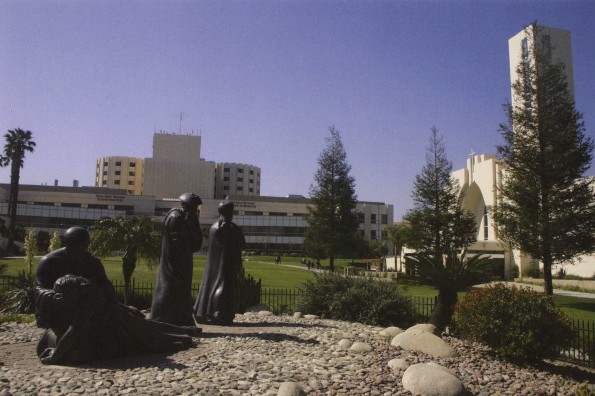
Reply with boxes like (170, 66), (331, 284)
(1, 276), (592, 368)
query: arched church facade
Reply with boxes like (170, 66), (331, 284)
(452, 153), (594, 279)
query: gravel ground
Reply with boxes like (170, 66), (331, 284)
(0, 313), (593, 395)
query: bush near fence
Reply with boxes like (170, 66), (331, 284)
(0, 276), (592, 368)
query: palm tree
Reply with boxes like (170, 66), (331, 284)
(0, 128), (36, 252)
(408, 251), (493, 331)
(89, 216), (160, 305)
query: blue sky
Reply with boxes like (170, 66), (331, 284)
(1, 0), (594, 219)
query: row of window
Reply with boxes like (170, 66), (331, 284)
(102, 161), (137, 167)
(357, 213), (389, 224)
(99, 171), (136, 176)
(222, 167), (257, 176)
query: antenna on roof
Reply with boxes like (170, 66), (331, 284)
(178, 111), (185, 134)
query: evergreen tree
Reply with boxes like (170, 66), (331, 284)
(0, 128), (36, 252)
(305, 126), (359, 272)
(404, 127), (479, 331)
(495, 23), (595, 295)
(48, 231), (62, 252)
(24, 229), (37, 275)
(404, 127), (476, 258)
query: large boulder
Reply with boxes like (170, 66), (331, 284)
(379, 326), (404, 337)
(391, 330), (457, 358)
(278, 382), (306, 396)
(406, 323), (440, 336)
(402, 362), (465, 396)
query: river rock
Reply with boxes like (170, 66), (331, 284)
(402, 362), (465, 396)
(391, 330), (457, 358)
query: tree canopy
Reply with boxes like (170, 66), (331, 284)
(495, 23), (595, 295)
(304, 126), (359, 271)
(90, 216), (160, 304)
(404, 127), (477, 258)
(0, 128), (36, 252)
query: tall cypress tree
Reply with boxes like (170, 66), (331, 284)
(495, 23), (595, 295)
(404, 127), (476, 259)
(305, 126), (359, 272)
(404, 127), (480, 331)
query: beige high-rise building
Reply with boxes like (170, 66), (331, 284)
(143, 133), (216, 200)
(95, 156), (144, 195)
(215, 163), (261, 199)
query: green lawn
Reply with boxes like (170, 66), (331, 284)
(2, 255), (593, 321)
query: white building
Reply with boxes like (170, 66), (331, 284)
(0, 184), (393, 255)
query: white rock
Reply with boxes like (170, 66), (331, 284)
(349, 342), (372, 353)
(338, 339), (353, 350)
(258, 311), (274, 316)
(387, 358), (409, 371)
(379, 326), (404, 337)
(402, 363), (465, 396)
(293, 312), (303, 319)
(391, 330), (457, 358)
(278, 381), (306, 396)
(304, 314), (319, 320)
(406, 323), (440, 336)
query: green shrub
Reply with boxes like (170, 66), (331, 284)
(454, 284), (573, 364)
(0, 313), (35, 324)
(510, 264), (519, 279)
(297, 273), (414, 327)
(0, 270), (36, 314)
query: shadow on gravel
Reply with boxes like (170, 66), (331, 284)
(200, 332), (320, 345)
(230, 321), (334, 329)
(537, 361), (595, 382)
(75, 349), (193, 371)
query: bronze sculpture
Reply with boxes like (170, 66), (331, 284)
(194, 200), (245, 325)
(150, 193), (203, 328)
(34, 227), (193, 365)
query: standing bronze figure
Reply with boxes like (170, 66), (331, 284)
(151, 193), (203, 328)
(194, 201), (245, 325)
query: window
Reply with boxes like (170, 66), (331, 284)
(223, 176), (229, 181)
(237, 177), (243, 182)
(224, 167), (230, 173)
(115, 161), (122, 166)
(223, 186), (229, 191)
(128, 181), (134, 185)
(238, 168), (244, 173)
(102, 180), (107, 185)
(115, 171), (121, 176)
(371, 230), (377, 239)
(103, 171), (107, 176)
(381, 214), (388, 224)
(129, 162), (136, 167)
(249, 170), (254, 175)
(129, 171), (135, 176)
(103, 161), (108, 166)
(249, 188), (253, 193)
(371, 214), (377, 224)
(114, 180), (120, 185)
(358, 213), (364, 224)
(483, 206), (489, 241)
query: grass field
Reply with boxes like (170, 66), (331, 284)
(2, 254), (593, 321)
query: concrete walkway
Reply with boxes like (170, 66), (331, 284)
(477, 281), (595, 299)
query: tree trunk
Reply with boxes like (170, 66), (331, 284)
(6, 160), (21, 253)
(329, 253), (334, 272)
(542, 258), (554, 295)
(122, 249), (137, 305)
(430, 288), (458, 332)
